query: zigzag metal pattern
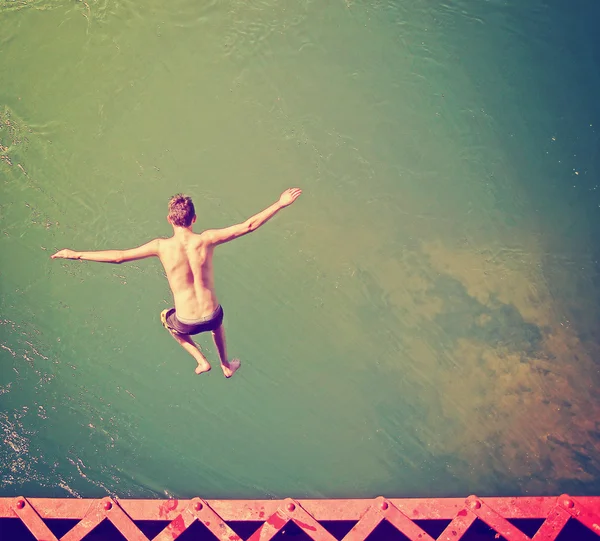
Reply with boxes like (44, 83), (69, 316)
(0, 495), (599, 540)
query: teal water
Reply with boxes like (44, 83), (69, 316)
(1, 0), (599, 500)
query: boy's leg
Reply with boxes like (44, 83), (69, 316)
(211, 323), (240, 378)
(161, 309), (210, 374)
(167, 328), (211, 375)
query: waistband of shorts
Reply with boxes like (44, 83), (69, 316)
(176, 305), (222, 325)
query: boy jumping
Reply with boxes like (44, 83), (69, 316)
(51, 188), (302, 377)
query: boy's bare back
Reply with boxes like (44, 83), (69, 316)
(158, 232), (219, 321)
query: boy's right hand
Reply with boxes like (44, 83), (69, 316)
(279, 188), (302, 207)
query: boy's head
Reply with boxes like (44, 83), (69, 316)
(168, 194), (196, 227)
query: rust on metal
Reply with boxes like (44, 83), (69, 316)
(0, 495), (599, 540)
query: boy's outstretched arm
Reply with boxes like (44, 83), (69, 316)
(51, 239), (160, 264)
(206, 188), (302, 246)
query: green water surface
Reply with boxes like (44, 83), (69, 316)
(1, 0), (600, 499)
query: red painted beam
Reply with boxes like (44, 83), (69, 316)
(4, 496), (599, 521)
(0, 495), (599, 541)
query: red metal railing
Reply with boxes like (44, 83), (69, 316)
(1, 495), (599, 540)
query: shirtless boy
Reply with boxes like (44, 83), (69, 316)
(51, 188), (302, 377)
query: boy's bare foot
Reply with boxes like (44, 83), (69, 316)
(221, 359), (241, 378)
(195, 362), (212, 375)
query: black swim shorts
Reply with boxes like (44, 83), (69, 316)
(161, 305), (224, 336)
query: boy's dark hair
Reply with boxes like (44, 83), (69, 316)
(168, 194), (195, 227)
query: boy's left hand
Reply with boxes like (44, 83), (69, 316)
(51, 249), (79, 259)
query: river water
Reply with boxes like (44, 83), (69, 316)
(1, 0), (599, 500)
